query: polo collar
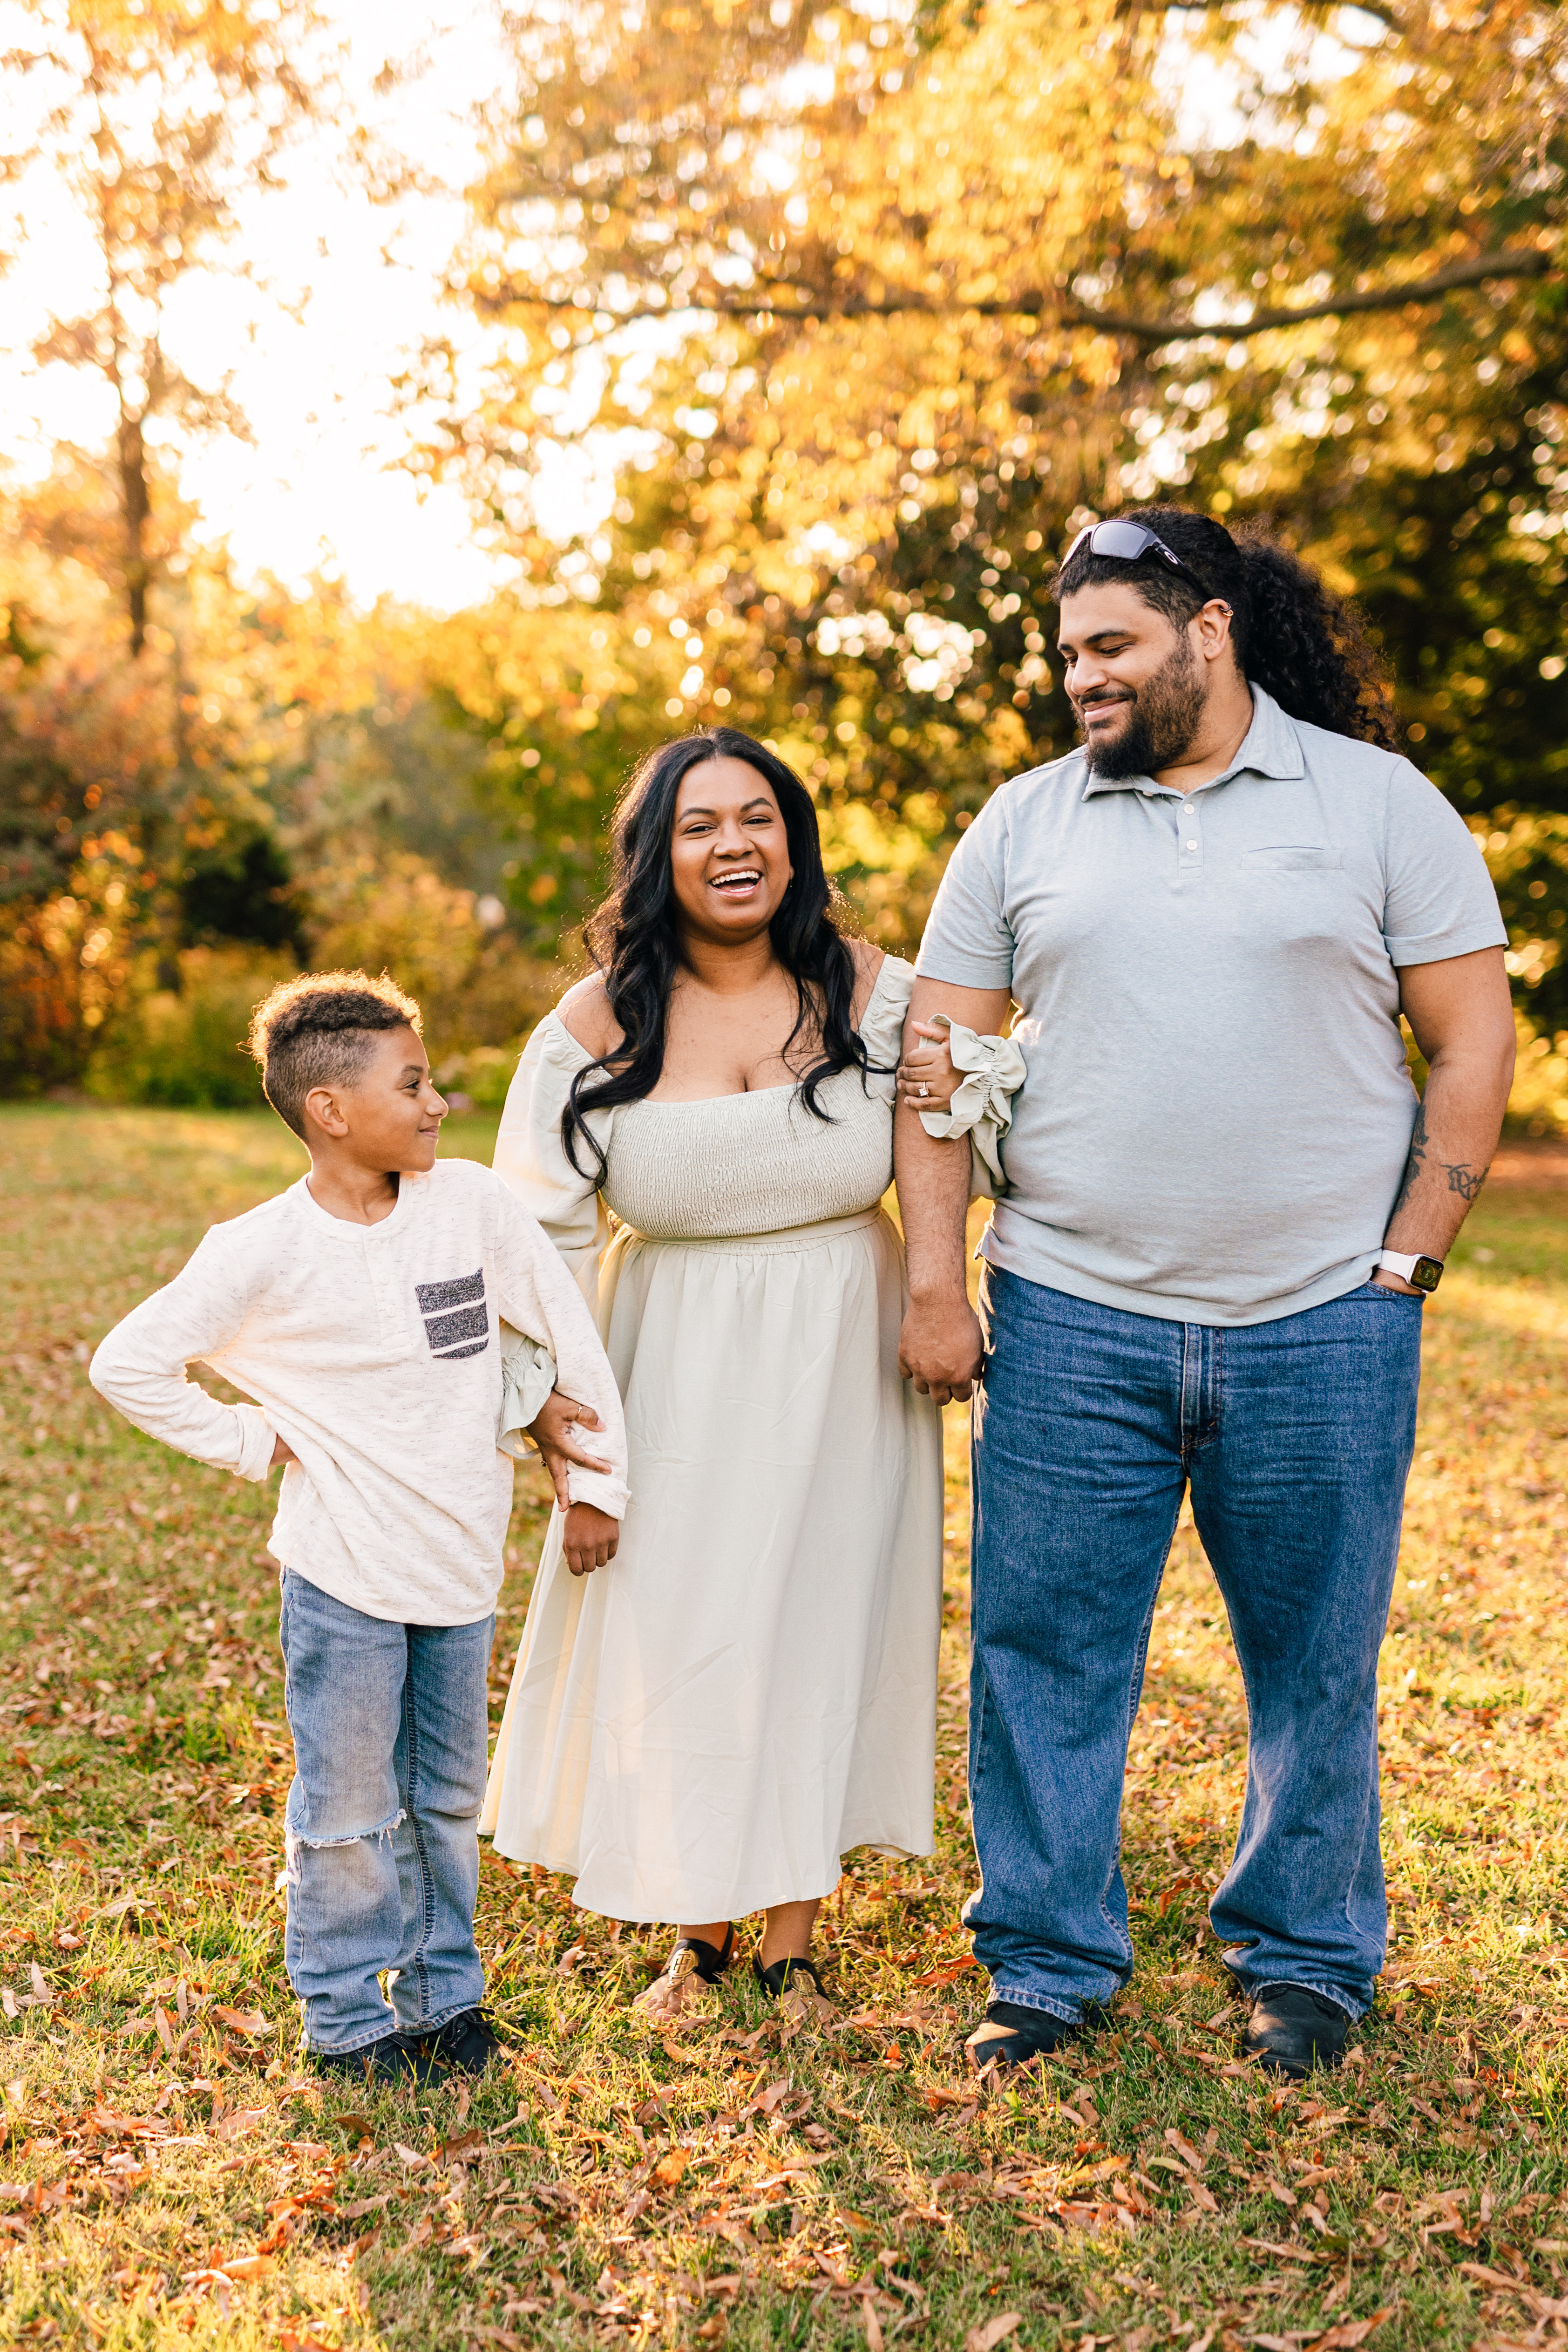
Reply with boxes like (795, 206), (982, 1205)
(1079, 686), (1307, 798)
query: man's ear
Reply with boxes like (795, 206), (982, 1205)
(302, 1085), (349, 1141)
(1193, 598), (1237, 666)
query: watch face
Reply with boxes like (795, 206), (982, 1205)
(1411, 1256), (1444, 1293)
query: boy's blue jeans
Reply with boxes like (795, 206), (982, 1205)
(278, 1568), (493, 2055)
(967, 1267), (1423, 2026)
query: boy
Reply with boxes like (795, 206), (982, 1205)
(90, 971), (628, 2085)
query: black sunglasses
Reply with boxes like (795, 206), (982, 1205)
(1061, 519), (1206, 585)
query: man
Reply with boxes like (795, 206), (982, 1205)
(895, 507), (1515, 2078)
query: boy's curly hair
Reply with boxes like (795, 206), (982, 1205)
(246, 970), (422, 1140)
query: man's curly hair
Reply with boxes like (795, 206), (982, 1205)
(1051, 506), (1399, 749)
(246, 970), (422, 1140)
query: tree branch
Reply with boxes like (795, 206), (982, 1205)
(481, 245), (1555, 343)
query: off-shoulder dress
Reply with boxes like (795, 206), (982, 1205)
(479, 952), (945, 1923)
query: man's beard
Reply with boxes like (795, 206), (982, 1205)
(1079, 632), (1206, 778)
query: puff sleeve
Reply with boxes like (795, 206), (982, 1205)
(917, 1017), (1027, 1194)
(492, 1015), (614, 1308)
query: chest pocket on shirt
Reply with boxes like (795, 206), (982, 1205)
(1241, 844), (1344, 871)
(416, 1270), (489, 1359)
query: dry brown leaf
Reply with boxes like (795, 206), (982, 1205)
(212, 2006), (269, 2038)
(964, 2315), (1023, 2352)
(214, 2253), (272, 2281)
(209, 2107), (268, 2143)
(1303, 2316), (1393, 2351)
(652, 2148), (690, 2188)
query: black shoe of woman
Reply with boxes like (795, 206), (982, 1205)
(753, 1953), (830, 2002)
(638, 1924), (736, 2015)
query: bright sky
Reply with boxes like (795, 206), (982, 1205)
(0, 0), (600, 612)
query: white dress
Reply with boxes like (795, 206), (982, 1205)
(479, 955), (944, 1923)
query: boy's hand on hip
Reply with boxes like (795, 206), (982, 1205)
(269, 1433), (298, 1469)
(563, 1502), (619, 1577)
(528, 1389), (612, 1509)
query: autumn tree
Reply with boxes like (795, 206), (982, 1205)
(423, 0), (1568, 981)
(2, 0), (324, 654)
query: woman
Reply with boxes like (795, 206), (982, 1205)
(480, 727), (1014, 2008)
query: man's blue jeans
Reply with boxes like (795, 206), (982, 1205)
(967, 1268), (1423, 2025)
(278, 1568), (493, 2055)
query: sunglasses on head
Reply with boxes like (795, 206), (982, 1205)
(1060, 518), (1206, 585)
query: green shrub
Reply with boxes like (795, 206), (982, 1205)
(88, 946), (292, 1108)
(433, 1041), (524, 1110)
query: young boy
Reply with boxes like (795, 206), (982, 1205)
(90, 971), (628, 2086)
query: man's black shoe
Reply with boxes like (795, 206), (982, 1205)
(965, 1999), (1079, 2071)
(404, 2006), (503, 2076)
(310, 2033), (447, 2087)
(1242, 1984), (1351, 2079)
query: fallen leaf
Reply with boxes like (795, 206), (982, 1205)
(393, 2141), (432, 2169)
(213, 2006), (270, 2038)
(1188, 2181), (1220, 2212)
(965, 2315), (1023, 2352)
(1304, 2316), (1393, 2351)
(216, 2253), (272, 2282)
(652, 2148), (690, 2188)
(209, 2107), (268, 2143)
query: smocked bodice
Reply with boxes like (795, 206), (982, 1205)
(602, 1059), (896, 1241)
(493, 957), (912, 1264)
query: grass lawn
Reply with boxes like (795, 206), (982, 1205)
(2, 1102), (1567, 2352)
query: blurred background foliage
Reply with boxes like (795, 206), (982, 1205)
(1, 0), (1566, 1123)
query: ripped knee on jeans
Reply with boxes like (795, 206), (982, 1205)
(283, 1805), (405, 1884)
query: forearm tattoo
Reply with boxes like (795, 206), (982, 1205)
(1443, 1162), (1487, 1203)
(1392, 1102), (1427, 1216)
(1393, 1101), (1487, 1211)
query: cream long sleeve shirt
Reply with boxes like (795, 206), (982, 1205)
(88, 1159), (629, 1625)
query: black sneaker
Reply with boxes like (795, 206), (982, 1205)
(1242, 1984), (1351, 2079)
(965, 1999), (1079, 2071)
(309, 2033), (447, 2087)
(403, 2006), (503, 2077)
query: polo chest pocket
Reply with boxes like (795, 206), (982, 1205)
(416, 1269), (490, 1360)
(1241, 845), (1344, 871)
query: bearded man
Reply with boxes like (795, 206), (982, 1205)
(895, 508), (1514, 2078)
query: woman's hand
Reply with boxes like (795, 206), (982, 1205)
(269, 1433), (297, 1470)
(527, 1388), (612, 1510)
(896, 1021), (961, 1114)
(563, 1502), (619, 1577)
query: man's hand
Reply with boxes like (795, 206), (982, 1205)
(527, 1388), (612, 1510)
(562, 1502), (619, 1577)
(269, 1433), (297, 1469)
(898, 1290), (984, 1406)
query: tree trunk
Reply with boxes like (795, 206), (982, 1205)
(118, 403), (151, 658)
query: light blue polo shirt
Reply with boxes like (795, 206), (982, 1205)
(914, 689), (1507, 1326)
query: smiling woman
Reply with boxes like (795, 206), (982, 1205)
(479, 727), (1015, 2014)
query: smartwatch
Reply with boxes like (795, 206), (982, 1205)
(1376, 1249), (1445, 1294)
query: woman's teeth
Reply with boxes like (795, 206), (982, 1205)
(712, 870), (762, 891)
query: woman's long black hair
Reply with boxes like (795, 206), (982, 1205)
(1052, 506), (1400, 749)
(562, 727), (869, 1182)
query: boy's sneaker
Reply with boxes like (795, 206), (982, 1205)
(401, 2007), (503, 2077)
(310, 2033), (447, 2087)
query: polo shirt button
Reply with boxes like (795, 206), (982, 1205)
(1185, 840), (1197, 850)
